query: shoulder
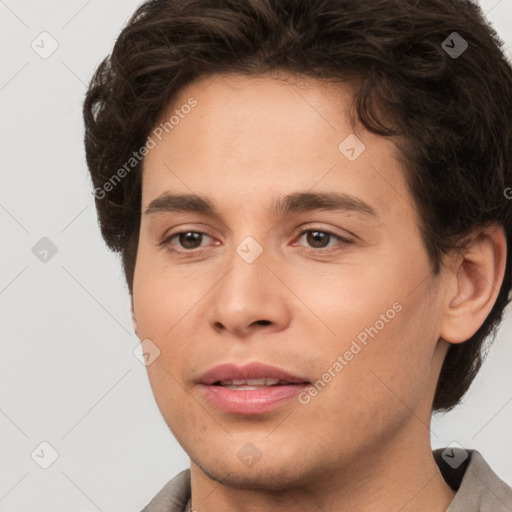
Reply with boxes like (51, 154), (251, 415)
(141, 469), (191, 512)
(435, 448), (512, 512)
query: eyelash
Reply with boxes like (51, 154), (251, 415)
(160, 226), (354, 255)
(293, 229), (354, 252)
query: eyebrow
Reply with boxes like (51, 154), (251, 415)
(144, 191), (378, 218)
(272, 191), (378, 218)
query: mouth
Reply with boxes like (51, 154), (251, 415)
(197, 362), (311, 415)
(212, 378), (303, 389)
(197, 361), (310, 385)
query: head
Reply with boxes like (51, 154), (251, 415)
(84, 0), (512, 488)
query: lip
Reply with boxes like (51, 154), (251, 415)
(197, 362), (309, 385)
(197, 362), (310, 415)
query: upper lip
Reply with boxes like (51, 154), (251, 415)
(197, 362), (310, 385)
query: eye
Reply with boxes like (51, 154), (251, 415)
(294, 229), (353, 250)
(162, 231), (215, 251)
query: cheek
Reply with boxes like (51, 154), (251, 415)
(301, 272), (439, 418)
(132, 256), (197, 409)
(339, 294), (439, 412)
(285, 261), (402, 346)
(300, 305), (437, 449)
(132, 248), (211, 339)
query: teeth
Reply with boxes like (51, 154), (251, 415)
(224, 385), (265, 390)
(219, 378), (281, 387)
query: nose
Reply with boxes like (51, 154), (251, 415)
(207, 248), (291, 338)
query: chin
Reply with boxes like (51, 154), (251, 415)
(190, 447), (321, 491)
(195, 460), (305, 490)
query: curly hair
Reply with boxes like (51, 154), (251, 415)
(83, 0), (512, 411)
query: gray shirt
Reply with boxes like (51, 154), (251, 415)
(141, 449), (512, 511)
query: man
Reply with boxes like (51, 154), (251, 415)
(83, 0), (512, 510)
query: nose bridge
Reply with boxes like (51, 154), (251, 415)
(208, 235), (291, 335)
(222, 213), (269, 287)
(217, 240), (271, 310)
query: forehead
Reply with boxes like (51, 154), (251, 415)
(140, 72), (413, 222)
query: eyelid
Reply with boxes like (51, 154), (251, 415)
(160, 222), (220, 242)
(291, 223), (355, 245)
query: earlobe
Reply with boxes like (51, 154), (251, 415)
(440, 224), (507, 344)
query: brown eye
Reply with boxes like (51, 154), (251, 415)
(161, 229), (219, 254)
(295, 229), (353, 251)
(177, 231), (204, 249)
(306, 231), (331, 248)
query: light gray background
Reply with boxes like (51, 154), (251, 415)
(1, 1), (511, 510)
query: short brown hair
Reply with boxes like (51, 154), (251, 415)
(83, 0), (512, 411)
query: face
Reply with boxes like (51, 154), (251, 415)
(132, 73), (448, 488)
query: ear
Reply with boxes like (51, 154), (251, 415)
(130, 299), (139, 337)
(440, 223), (507, 344)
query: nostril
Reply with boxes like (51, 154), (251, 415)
(254, 320), (271, 326)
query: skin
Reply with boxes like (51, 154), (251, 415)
(131, 72), (506, 511)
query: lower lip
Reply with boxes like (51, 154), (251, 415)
(199, 384), (308, 414)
